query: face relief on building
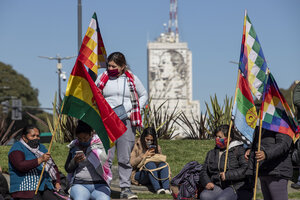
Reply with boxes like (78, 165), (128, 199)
(147, 31), (200, 138)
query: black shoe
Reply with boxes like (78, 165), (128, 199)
(291, 183), (300, 190)
(120, 188), (138, 199)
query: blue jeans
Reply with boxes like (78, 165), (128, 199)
(135, 161), (170, 191)
(70, 183), (110, 200)
(200, 185), (237, 200)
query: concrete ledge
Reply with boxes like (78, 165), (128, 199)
(110, 166), (155, 194)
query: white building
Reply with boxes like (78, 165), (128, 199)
(147, 32), (200, 137)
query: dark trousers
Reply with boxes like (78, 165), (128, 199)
(260, 176), (288, 200)
(14, 189), (60, 200)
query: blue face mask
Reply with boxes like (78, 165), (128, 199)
(79, 139), (91, 147)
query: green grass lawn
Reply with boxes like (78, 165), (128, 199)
(1, 139), (300, 199)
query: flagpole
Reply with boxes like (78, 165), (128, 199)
(35, 101), (65, 195)
(253, 109), (262, 200)
(224, 70), (241, 172)
(253, 69), (270, 199)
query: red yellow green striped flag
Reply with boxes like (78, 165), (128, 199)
(61, 60), (127, 152)
(78, 12), (107, 80)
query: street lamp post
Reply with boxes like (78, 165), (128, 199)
(78, 0), (82, 53)
(38, 55), (76, 106)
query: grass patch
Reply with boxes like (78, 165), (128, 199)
(0, 139), (214, 176)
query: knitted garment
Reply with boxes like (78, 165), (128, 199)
(8, 142), (54, 193)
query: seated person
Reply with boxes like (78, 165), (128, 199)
(64, 120), (111, 200)
(199, 125), (252, 200)
(8, 125), (61, 200)
(0, 166), (12, 200)
(130, 127), (171, 194)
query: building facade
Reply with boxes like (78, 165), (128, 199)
(147, 32), (200, 137)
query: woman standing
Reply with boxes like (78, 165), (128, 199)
(64, 120), (111, 200)
(245, 129), (293, 200)
(130, 127), (170, 194)
(96, 52), (148, 199)
(8, 125), (61, 200)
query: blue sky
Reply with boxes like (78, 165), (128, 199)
(1, 0), (299, 112)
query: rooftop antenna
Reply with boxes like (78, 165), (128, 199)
(168, 0), (179, 42)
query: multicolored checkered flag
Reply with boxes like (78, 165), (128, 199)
(232, 73), (258, 145)
(239, 11), (268, 100)
(261, 73), (299, 139)
(77, 13), (107, 81)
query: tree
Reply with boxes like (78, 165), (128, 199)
(0, 62), (49, 133)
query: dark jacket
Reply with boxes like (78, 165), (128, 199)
(200, 140), (249, 191)
(171, 161), (203, 199)
(247, 129), (293, 179)
(292, 139), (300, 166)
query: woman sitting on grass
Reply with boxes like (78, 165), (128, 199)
(64, 121), (111, 200)
(8, 125), (62, 200)
(199, 125), (252, 200)
(130, 127), (171, 194)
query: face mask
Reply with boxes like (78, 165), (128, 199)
(215, 137), (228, 149)
(146, 141), (152, 148)
(107, 69), (119, 77)
(79, 139), (91, 147)
(27, 139), (40, 148)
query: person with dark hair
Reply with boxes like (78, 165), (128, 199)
(0, 166), (12, 200)
(245, 128), (293, 200)
(130, 127), (170, 194)
(64, 120), (111, 200)
(96, 52), (148, 199)
(291, 81), (300, 190)
(293, 81), (300, 121)
(199, 125), (252, 200)
(8, 125), (62, 200)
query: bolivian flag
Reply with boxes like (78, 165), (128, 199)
(61, 60), (127, 152)
(78, 12), (107, 81)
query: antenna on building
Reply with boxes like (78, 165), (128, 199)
(168, 0), (179, 42)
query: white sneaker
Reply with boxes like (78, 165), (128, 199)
(156, 188), (165, 194)
(164, 189), (171, 194)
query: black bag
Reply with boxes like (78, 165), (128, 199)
(113, 77), (128, 121)
(113, 104), (128, 121)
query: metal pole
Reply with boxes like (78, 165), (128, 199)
(78, 0), (82, 53)
(58, 68), (61, 105)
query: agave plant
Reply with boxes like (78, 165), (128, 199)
(136, 98), (181, 139)
(153, 100), (181, 139)
(175, 111), (210, 140)
(50, 93), (77, 143)
(205, 94), (233, 135)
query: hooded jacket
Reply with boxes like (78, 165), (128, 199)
(200, 140), (250, 191)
